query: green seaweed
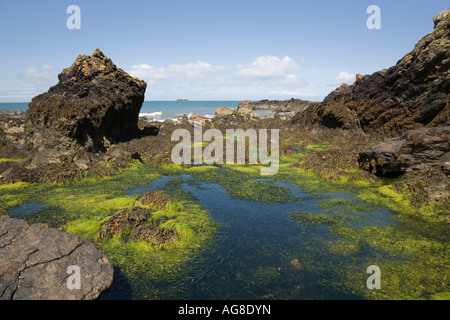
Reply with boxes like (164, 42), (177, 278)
(0, 158), (28, 163)
(1, 146), (448, 300)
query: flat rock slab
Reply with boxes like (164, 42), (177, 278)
(0, 216), (113, 300)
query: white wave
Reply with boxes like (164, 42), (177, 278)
(139, 111), (163, 118)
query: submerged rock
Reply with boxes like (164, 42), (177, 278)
(0, 216), (113, 300)
(25, 48), (147, 153)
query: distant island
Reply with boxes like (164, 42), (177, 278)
(177, 98), (189, 101)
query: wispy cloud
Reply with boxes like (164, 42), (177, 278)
(127, 56), (309, 99)
(236, 56), (299, 79)
(128, 61), (225, 84)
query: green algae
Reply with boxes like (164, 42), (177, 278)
(0, 147), (448, 300)
(156, 152), (448, 300)
(0, 158), (28, 163)
(304, 142), (331, 151)
(0, 162), (218, 298)
(430, 292), (450, 300)
(216, 153), (449, 300)
(159, 163), (298, 203)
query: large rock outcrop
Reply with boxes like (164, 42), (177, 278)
(25, 48), (147, 153)
(292, 9), (450, 134)
(0, 216), (114, 300)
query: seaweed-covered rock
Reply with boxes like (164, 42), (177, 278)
(98, 206), (153, 239)
(89, 162), (117, 178)
(0, 216), (113, 300)
(0, 162), (41, 183)
(134, 191), (172, 210)
(407, 166), (450, 206)
(129, 225), (179, 246)
(25, 48), (147, 153)
(39, 162), (83, 184)
(103, 145), (143, 168)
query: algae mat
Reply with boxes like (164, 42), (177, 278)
(1, 163), (449, 300)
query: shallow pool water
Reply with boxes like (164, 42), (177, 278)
(103, 174), (397, 299)
(4, 167), (448, 300)
(10, 202), (47, 219)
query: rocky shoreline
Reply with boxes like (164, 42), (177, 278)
(0, 9), (449, 299)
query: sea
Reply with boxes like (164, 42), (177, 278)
(0, 101), (274, 121)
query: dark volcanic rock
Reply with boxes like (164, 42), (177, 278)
(291, 101), (362, 131)
(293, 9), (450, 134)
(0, 216), (113, 300)
(25, 48), (147, 153)
(358, 127), (450, 177)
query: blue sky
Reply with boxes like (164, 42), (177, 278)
(0, 0), (448, 102)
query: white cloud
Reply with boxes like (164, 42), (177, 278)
(236, 56), (299, 79)
(126, 56), (313, 100)
(330, 71), (355, 86)
(21, 65), (57, 84)
(128, 61), (225, 84)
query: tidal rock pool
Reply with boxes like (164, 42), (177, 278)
(2, 164), (449, 300)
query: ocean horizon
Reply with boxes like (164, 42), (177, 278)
(0, 100), (275, 121)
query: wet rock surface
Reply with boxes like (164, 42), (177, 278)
(0, 216), (114, 300)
